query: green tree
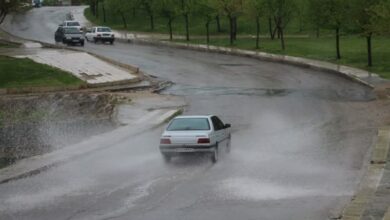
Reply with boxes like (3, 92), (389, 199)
(0, 0), (20, 24)
(139, 0), (157, 30)
(106, 0), (132, 28)
(265, 0), (296, 50)
(352, 0), (382, 67)
(245, 0), (265, 49)
(197, 0), (218, 44)
(369, 0), (390, 35)
(307, 0), (326, 38)
(214, 0), (245, 45)
(154, 0), (178, 40)
(319, 0), (352, 59)
(179, 0), (197, 41)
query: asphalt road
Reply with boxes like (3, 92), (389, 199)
(0, 6), (382, 220)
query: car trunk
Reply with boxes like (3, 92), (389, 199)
(164, 131), (210, 145)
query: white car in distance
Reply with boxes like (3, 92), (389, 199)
(61, 20), (82, 31)
(85, 26), (115, 44)
(159, 115), (231, 163)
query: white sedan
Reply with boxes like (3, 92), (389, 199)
(159, 115), (231, 163)
(85, 26), (115, 44)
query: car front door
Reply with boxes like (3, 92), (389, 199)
(211, 116), (225, 144)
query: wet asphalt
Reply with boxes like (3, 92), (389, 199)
(0, 6), (381, 220)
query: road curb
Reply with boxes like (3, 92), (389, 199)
(341, 127), (390, 220)
(0, 107), (182, 184)
(116, 37), (378, 89)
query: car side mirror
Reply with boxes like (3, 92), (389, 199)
(224, 124), (231, 129)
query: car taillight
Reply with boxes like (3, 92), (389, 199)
(160, 138), (171, 144)
(197, 138), (210, 144)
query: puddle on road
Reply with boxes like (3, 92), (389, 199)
(215, 177), (352, 201)
(162, 85), (291, 97)
(162, 85), (375, 102)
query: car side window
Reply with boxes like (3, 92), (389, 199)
(211, 116), (224, 131)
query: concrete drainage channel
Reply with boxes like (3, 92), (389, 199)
(341, 127), (390, 220)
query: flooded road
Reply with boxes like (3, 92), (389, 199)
(0, 6), (384, 220)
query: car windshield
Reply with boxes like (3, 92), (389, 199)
(64, 28), (81, 34)
(167, 118), (210, 131)
(97, 27), (112, 32)
(67, 22), (80, 26)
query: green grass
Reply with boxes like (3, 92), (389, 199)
(174, 36), (390, 79)
(0, 40), (19, 48)
(0, 56), (84, 88)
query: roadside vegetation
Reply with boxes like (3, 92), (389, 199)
(84, 0), (390, 78)
(0, 56), (83, 88)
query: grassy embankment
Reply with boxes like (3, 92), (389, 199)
(85, 8), (390, 79)
(0, 55), (83, 88)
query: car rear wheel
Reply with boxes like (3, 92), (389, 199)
(110, 40), (114, 45)
(211, 145), (218, 163)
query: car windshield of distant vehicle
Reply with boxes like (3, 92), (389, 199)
(167, 118), (210, 131)
(67, 22), (80, 26)
(64, 27), (81, 34)
(97, 27), (112, 32)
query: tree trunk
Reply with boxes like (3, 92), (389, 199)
(268, 17), (274, 39)
(168, 19), (173, 41)
(256, 16), (260, 49)
(216, 15), (221, 32)
(102, 0), (106, 23)
(90, 0), (96, 16)
(120, 11), (127, 28)
(232, 17), (237, 40)
(367, 33), (372, 67)
(336, 27), (341, 59)
(184, 13), (190, 41)
(206, 22), (210, 44)
(95, 0), (99, 18)
(150, 14), (154, 30)
(280, 27), (285, 50)
(229, 16), (234, 45)
(0, 11), (7, 25)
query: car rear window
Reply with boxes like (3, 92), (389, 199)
(67, 22), (80, 26)
(64, 28), (81, 34)
(97, 27), (112, 32)
(167, 118), (210, 131)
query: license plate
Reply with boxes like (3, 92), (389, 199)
(175, 148), (195, 152)
(72, 40), (79, 42)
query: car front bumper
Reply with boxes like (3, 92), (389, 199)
(63, 38), (84, 43)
